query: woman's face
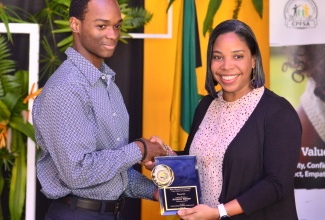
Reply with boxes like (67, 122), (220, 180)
(211, 32), (256, 102)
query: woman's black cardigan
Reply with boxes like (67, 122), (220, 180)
(177, 89), (301, 220)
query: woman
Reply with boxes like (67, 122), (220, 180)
(176, 19), (302, 219)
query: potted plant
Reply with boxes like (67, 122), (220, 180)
(0, 34), (36, 220)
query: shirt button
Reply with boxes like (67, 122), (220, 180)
(113, 112), (117, 116)
(117, 137), (121, 141)
(101, 75), (106, 79)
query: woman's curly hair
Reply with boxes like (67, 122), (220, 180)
(282, 44), (325, 102)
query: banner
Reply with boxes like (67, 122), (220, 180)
(270, 1), (325, 219)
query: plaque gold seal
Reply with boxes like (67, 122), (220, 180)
(152, 164), (174, 187)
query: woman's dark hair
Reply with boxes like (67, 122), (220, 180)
(282, 45), (325, 102)
(205, 19), (265, 98)
(69, 0), (91, 20)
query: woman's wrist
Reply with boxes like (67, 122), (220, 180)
(163, 143), (175, 156)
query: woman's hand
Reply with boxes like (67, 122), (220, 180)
(150, 135), (177, 156)
(177, 204), (219, 220)
(149, 135), (165, 146)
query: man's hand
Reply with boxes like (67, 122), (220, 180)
(135, 138), (166, 163)
(140, 136), (166, 170)
(152, 188), (159, 201)
(142, 160), (155, 171)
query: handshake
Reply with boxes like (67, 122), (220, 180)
(134, 136), (177, 169)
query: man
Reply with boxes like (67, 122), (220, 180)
(32, 0), (166, 219)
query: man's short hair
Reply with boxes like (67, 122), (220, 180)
(69, 0), (91, 20)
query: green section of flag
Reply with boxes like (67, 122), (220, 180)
(181, 0), (200, 133)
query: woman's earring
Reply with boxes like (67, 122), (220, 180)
(250, 68), (256, 88)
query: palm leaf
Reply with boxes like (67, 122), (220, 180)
(233, 0), (242, 19)
(0, 36), (16, 98)
(9, 116), (35, 142)
(9, 129), (27, 220)
(167, 0), (263, 36)
(0, 99), (11, 123)
(0, 36), (15, 73)
(56, 34), (73, 51)
(0, 4), (34, 42)
(1, 93), (20, 113)
(14, 70), (29, 97)
(53, 0), (71, 10)
(252, 0), (263, 18)
(166, 0), (176, 13)
(123, 7), (153, 29)
(203, 0), (222, 36)
(39, 37), (62, 79)
(0, 175), (4, 218)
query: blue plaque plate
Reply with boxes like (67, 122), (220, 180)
(153, 155), (201, 216)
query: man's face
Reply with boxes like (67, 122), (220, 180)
(71, 0), (122, 63)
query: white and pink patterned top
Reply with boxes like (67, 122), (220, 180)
(189, 86), (264, 208)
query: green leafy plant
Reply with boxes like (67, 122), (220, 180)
(0, 34), (36, 220)
(0, 2), (36, 42)
(167, 0), (263, 36)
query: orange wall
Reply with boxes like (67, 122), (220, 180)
(141, 1), (269, 219)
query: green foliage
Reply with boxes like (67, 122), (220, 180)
(252, 0), (263, 18)
(203, 0), (222, 37)
(0, 35), (35, 220)
(203, 0), (263, 36)
(166, 0), (176, 13)
(0, 3), (32, 42)
(167, 0), (263, 37)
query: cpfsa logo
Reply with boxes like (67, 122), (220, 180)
(284, 0), (318, 28)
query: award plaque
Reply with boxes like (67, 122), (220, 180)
(152, 155), (201, 215)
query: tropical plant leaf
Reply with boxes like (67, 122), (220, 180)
(56, 34), (73, 49)
(34, 0), (69, 47)
(0, 36), (15, 74)
(0, 148), (17, 171)
(233, 0), (242, 19)
(0, 35), (16, 98)
(39, 37), (62, 80)
(0, 4), (34, 42)
(0, 75), (21, 96)
(0, 174), (4, 217)
(52, 27), (71, 33)
(9, 116), (35, 142)
(14, 71), (29, 97)
(0, 99), (11, 123)
(252, 0), (263, 18)
(123, 7), (153, 29)
(166, 0), (176, 13)
(9, 129), (27, 220)
(54, 0), (71, 8)
(203, 0), (222, 36)
(1, 93), (20, 112)
(117, 0), (129, 4)
(53, 19), (69, 26)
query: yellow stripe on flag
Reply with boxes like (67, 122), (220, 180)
(169, 0), (185, 152)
